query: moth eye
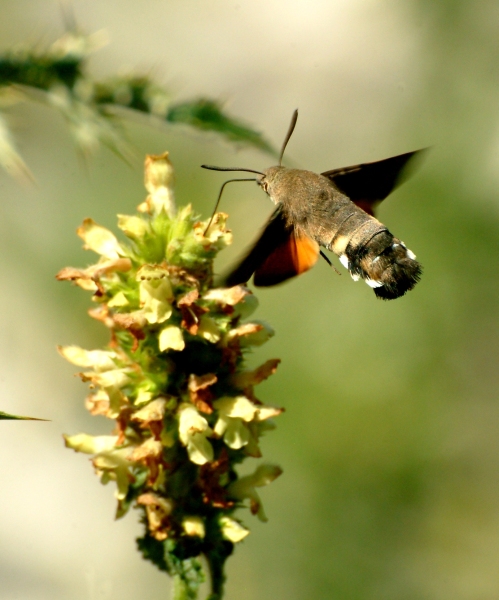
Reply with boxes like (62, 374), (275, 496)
(260, 181), (269, 193)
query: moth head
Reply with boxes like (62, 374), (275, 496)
(257, 166), (285, 198)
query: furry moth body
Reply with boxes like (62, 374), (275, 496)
(202, 110), (423, 300)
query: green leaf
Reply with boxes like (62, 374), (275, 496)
(0, 410), (48, 421)
(167, 99), (276, 155)
(0, 33), (276, 178)
(136, 531), (169, 573)
(0, 55), (82, 90)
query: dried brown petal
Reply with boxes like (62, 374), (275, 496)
(188, 373), (217, 414)
(132, 397), (167, 426)
(85, 391), (111, 416)
(130, 437), (163, 462)
(179, 302), (208, 335)
(199, 449), (234, 509)
(112, 312), (147, 351)
(137, 492), (174, 540)
(177, 289), (199, 306)
(88, 305), (114, 328)
(203, 286), (248, 306)
(232, 358), (281, 389)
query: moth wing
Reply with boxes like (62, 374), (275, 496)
(321, 149), (425, 216)
(254, 230), (319, 287)
(223, 208), (291, 287)
(222, 208), (319, 287)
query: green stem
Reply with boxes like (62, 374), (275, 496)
(172, 573), (190, 600)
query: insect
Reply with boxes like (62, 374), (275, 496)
(202, 110), (423, 299)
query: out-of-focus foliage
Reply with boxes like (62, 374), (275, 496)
(0, 29), (274, 179)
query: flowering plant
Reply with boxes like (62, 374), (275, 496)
(58, 152), (283, 600)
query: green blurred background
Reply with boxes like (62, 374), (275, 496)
(1, 1), (499, 599)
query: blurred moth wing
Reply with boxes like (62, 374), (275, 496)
(225, 207), (319, 287)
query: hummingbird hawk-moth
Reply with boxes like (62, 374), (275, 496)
(202, 110), (423, 300)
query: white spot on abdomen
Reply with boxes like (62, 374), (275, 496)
(365, 278), (383, 288)
(339, 254), (349, 269)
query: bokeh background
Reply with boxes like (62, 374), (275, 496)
(1, 1), (499, 599)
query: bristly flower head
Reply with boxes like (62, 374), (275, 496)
(58, 152), (283, 600)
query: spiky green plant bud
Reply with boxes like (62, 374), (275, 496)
(58, 152), (283, 600)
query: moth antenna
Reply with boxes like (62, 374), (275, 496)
(201, 165), (264, 175)
(320, 250), (341, 275)
(278, 109), (299, 166)
(204, 178), (256, 234)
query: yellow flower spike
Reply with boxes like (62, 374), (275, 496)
(77, 218), (123, 259)
(182, 516), (206, 538)
(57, 345), (118, 371)
(59, 151), (283, 595)
(177, 403), (214, 465)
(143, 152), (176, 217)
(159, 325), (185, 351)
(219, 516), (250, 543)
(228, 464), (283, 522)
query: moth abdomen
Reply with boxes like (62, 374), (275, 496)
(343, 231), (422, 300)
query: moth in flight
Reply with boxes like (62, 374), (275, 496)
(202, 110), (423, 299)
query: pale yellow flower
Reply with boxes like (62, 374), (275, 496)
(219, 516), (250, 543)
(177, 403), (214, 465)
(182, 516), (206, 538)
(228, 464), (282, 522)
(159, 325), (185, 351)
(77, 218), (123, 259)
